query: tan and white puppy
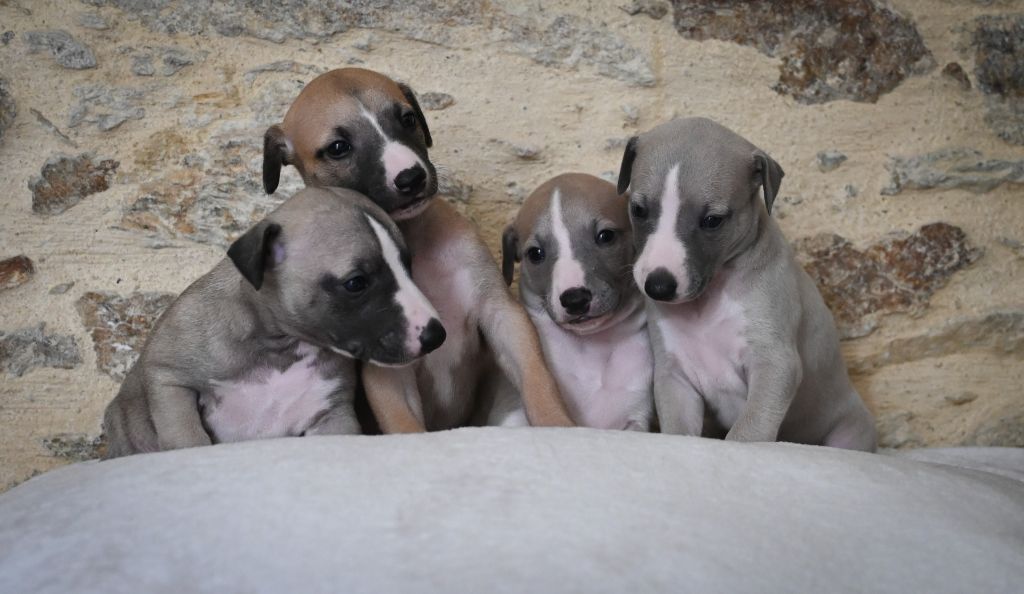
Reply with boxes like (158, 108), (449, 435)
(502, 174), (654, 430)
(263, 68), (573, 431)
(103, 188), (444, 457)
(618, 117), (876, 450)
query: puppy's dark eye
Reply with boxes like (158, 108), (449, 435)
(342, 276), (367, 293)
(526, 247), (545, 264)
(401, 112), (417, 130)
(701, 215), (725, 230)
(325, 140), (352, 159)
(630, 202), (648, 220)
(596, 229), (616, 245)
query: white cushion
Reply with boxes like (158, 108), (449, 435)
(1, 428), (1022, 593)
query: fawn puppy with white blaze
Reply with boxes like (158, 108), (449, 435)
(262, 68), (573, 431)
(502, 174), (654, 431)
(103, 188), (445, 457)
(618, 117), (876, 450)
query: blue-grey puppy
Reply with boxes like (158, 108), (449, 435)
(502, 173), (654, 430)
(103, 187), (445, 457)
(618, 117), (876, 450)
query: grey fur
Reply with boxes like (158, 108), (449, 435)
(619, 117), (876, 450)
(103, 187), (441, 457)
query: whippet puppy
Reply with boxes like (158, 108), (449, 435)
(262, 68), (573, 431)
(618, 117), (876, 451)
(502, 173), (654, 430)
(103, 187), (445, 457)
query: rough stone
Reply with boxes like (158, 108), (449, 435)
(604, 136), (629, 151)
(881, 148), (1024, 194)
(42, 434), (104, 462)
(242, 61), (326, 86)
(966, 411), (1024, 447)
(437, 167), (473, 204)
(28, 153), (119, 216)
(86, 1), (655, 86)
(0, 77), (15, 142)
(131, 54), (155, 76)
(418, 92), (455, 111)
(22, 30), (97, 69)
(795, 223), (982, 339)
(77, 12), (110, 30)
(1, 31), (14, 45)
(351, 32), (374, 51)
(126, 46), (197, 77)
(852, 311), (1024, 371)
(119, 128), (291, 247)
(0, 256), (35, 292)
(248, 78), (306, 127)
(49, 281), (75, 295)
(668, 0), (933, 103)
(0, 324), (81, 378)
(945, 391), (979, 406)
(816, 150), (847, 173)
(76, 291), (175, 381)
(966, 14), (1024, 145)
(499, 13), (656, 87)
(942, 62), (971, 90)
(876, 411), (925, 449)
(30, 108), (77, 147)
(621, 104), (640, 125)
(621, 0), (669, 20)
(68, 84), (148, 131)
(490, 138), (542, 160)
(996, 236), (1024, 258)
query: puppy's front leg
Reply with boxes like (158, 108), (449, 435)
(479, 293), (574, 427)
(726, 352), (802, 442)
(361, 363), (427, 433)
(146, 378), (211, 451)
(624, 393), (656, 431)
(655, 371), (705, 436)
(305, 383), (361, 436)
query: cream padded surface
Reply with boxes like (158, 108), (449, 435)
(1, 428), (1022, 593)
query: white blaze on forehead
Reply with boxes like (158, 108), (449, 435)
(549, 189), (587, 314)
(634, 163), (687, 288)
(365, 214), (439, 356)
(357, 102), (426, 193)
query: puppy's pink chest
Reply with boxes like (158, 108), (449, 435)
(202, 344), (339, 443)
(659, 295), (749, 401)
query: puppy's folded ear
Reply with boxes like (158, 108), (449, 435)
(617, 136), (639, 195)
(228, 221), (282, 290)
(753, 150), (785, 215)
(397, 83), (433, 148)
(263, 125), (293, 195)
(501, 225), (520, 286)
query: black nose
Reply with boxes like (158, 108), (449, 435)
(395, 166), (427, 195)
(559, 287), (592, 316)
(418, 318), (446, 354)
(644, 268), (677, 301)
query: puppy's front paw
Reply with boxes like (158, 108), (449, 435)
(624, 419), (650, 432)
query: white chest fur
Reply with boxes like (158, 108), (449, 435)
(655, 289), (750, 427)
(201, 342), (339, 443)
(532, 302), (653, 430)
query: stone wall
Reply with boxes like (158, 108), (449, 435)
(1, 0), (1022, 490)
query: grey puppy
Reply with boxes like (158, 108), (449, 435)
(618, 117), (876, 451)
(501, 173), (654, 430)
(103, 187), (445, 458)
